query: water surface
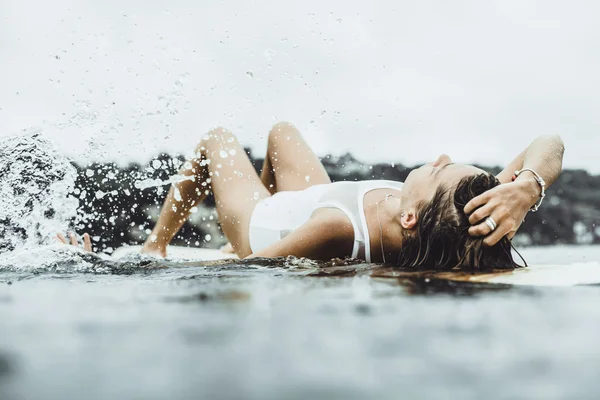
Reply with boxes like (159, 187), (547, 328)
(1, 246), (600, 400)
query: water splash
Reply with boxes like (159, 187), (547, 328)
(134, 174), (194, 190)
(0, 245), (99, 274)
(0, 244), (165, 275)
(0, 132), (78, 253)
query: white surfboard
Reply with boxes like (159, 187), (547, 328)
(112, 245), (239, 261)
(111, 245), (600, 287)
(451, 262), (600, 286)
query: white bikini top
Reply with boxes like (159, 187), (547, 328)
(314, 180), (404, 262)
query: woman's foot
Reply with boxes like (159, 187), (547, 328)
(141, 242), (167, 258)
(219, 242), (235, 254)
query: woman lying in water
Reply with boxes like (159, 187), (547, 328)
(60, 122), (564, 270)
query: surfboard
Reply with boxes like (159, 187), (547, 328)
(111, 245), (600, 287)
(112, 245), (239, 261)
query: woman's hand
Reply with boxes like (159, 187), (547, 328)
(464, 179), (540, 246)
(56, 232), (93, 252)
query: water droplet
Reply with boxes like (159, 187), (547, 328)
(173, 187), (182, 202)
(246, 71), (254, 78)
(205, 234), (212, 241)
(253, 192), (260, 200)
(219, 150), (228, 159)
(85, 169), (94, 177)
(152, 159), (162, 169)
(228, 149), (237, 156)
(305, 175), (311, 182)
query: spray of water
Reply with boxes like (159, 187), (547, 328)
(0, 131), (78, 253)
(134, 173), (194, 190)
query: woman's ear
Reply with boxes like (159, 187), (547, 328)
(400, 211), (417, 230)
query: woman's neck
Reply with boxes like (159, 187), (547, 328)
(364, 191), (404, 263)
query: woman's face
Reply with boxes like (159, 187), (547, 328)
(401, 154), (485, 210)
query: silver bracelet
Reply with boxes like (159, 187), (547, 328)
(514, 168), (546, 212)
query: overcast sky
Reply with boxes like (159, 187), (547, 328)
(1, 0), (599, 172)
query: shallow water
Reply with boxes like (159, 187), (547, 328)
(1, 246), (600, 400)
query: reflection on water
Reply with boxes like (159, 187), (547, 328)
(0, 352), (15, 379)
(1, 246), (600, 399)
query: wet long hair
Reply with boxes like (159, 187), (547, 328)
(396, 173), (523, 271)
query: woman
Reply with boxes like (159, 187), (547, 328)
(62, 122), (564, 270)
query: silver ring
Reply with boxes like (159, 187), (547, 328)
(485, 217), (497, 232)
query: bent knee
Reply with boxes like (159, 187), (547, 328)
(268, 121), (300, 146)
(197, 127), (238, 150)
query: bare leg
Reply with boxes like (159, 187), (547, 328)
(260, 122), (331, 192)
(221, 122), (331, 253)
(260, 151), (277, 194)
(221, 122), (332, 254)
(142, 128), (270, 257)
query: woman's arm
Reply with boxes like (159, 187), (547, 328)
(495, 148), (527, 184)
(496, 135), (564, 186)
(465, 135), (565, 246)
(245, 212), (354, 260)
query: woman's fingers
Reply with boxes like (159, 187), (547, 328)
(56, 233), (68, 244)
(464, 191), (491, 215)
(468, 203), (500, 236)
(465, 182), (529, 246)
(468, 220), (493, 237)
(83, 233), (92, 252)
(57, 232), (93, 252)
(468, 207), (508, 240)
(467, 202), (494, 226)
(69, 232), (78, 246)
(483, 222), (513, 247)
(469, 210), (515, 246)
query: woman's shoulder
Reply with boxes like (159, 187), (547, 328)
(324, 179), (403, 193)
(354, 179), (404, 191)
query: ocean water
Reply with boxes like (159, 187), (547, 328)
(1, 245), (600, 400)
